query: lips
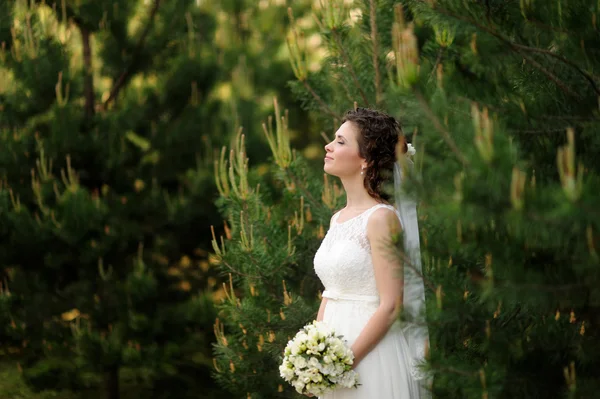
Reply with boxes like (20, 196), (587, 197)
(325, 156), (334, 160)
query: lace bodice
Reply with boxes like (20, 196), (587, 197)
(314, 204), (402, 300)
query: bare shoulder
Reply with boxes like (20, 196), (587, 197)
(366, 207), (402, 239)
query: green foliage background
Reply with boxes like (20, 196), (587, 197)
(1, 0), (599, 398)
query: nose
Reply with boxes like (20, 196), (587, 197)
(324, 142), (332, 153)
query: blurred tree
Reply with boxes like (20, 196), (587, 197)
(205, 0), (317, 159)
(210, 99), (344, 398)
(0, 0), (226, 398)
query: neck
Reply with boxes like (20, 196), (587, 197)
(340, 175), (379, 209)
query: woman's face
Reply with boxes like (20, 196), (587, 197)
(324, 121), (365, 177)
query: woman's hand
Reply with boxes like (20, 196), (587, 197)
(350, 345), (361, 370)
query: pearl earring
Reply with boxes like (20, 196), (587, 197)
(361, 166), (365, 175)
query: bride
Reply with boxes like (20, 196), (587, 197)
(313, 108), (430, 398)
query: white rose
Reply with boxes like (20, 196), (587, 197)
(311, 372), (323, 383)
(279, 366), (294, 381)
(293, 356), (307, 369)
(322, 363), (335, 375)
(293, 380), (305, 393)
(334, 363), (344, 375)
(339, 370), (358, 388)
(290, 342), (301, 356)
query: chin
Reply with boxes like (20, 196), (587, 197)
(323, 166), (338, 177)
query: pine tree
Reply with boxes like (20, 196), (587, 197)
(210, 98), (345, 398)
(0, 1), (226, 398)
(284, 0), (600, 398)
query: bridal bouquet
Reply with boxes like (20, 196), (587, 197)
(279, 321), (359, 396)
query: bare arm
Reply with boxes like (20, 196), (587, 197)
(350, 208), (403, 368)
(316, 297), (328, 321)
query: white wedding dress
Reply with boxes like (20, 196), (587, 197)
(314, 203), (426, 399)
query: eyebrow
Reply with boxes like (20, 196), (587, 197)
(336, 134), (346, 140)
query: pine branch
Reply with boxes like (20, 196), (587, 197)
(80, 25), (94, 119)
(510, 43), (600, 96)
(520, 52), (581, 100)
(524, 16), (570, 34)
(498, 281), (589, 293)
(33, 1), (97, 118)
(369, 0), (382, 106)
(514, 127), (570, 135)
(222, 260), (262, 280)
(428, 47), (445, 81)
(34, 0), (85, 27)
(332, 29), (370, 107)
(533, 114), (600, 121)
(483, 0), (491, 23)
(431, 365), (479, 377)
(434, 5), (600, 97)
(284, 168), (320, 209)
(102, 0), (161, 110)
(399, 251), (437, 293)
(499, 306), (521, 328)
(414, 89), (469, 166)
(335, 71), (358, 104)
(301, 79), (341, 121)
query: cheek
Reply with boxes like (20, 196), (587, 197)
(335, 148), (361, 170)
(341, 147), (361, 163)
(337, 146), (352, 159)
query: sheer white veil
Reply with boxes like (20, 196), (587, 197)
(393, 143), (431, 394)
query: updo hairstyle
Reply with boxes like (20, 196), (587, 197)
(342, 107), (407, 202)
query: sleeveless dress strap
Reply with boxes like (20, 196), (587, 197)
(362, 203), (403, 229)
(331, 209), (342, 224)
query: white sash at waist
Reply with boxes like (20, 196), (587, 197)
(322, 290), (379, 303)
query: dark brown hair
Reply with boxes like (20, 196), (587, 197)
(342, 107), (407, 202)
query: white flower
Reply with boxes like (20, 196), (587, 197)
(338, 370), (359, 388)
(293, 380), (305, 393)
(293, 344), (303, 356)
(309, 357), (321, 369)
(293, 356), (307, 369)
(322, 363), (335, 375)
(279, 363), (294, 380)
(407, 143), (416, 156)
(308, 328), (320, 342)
